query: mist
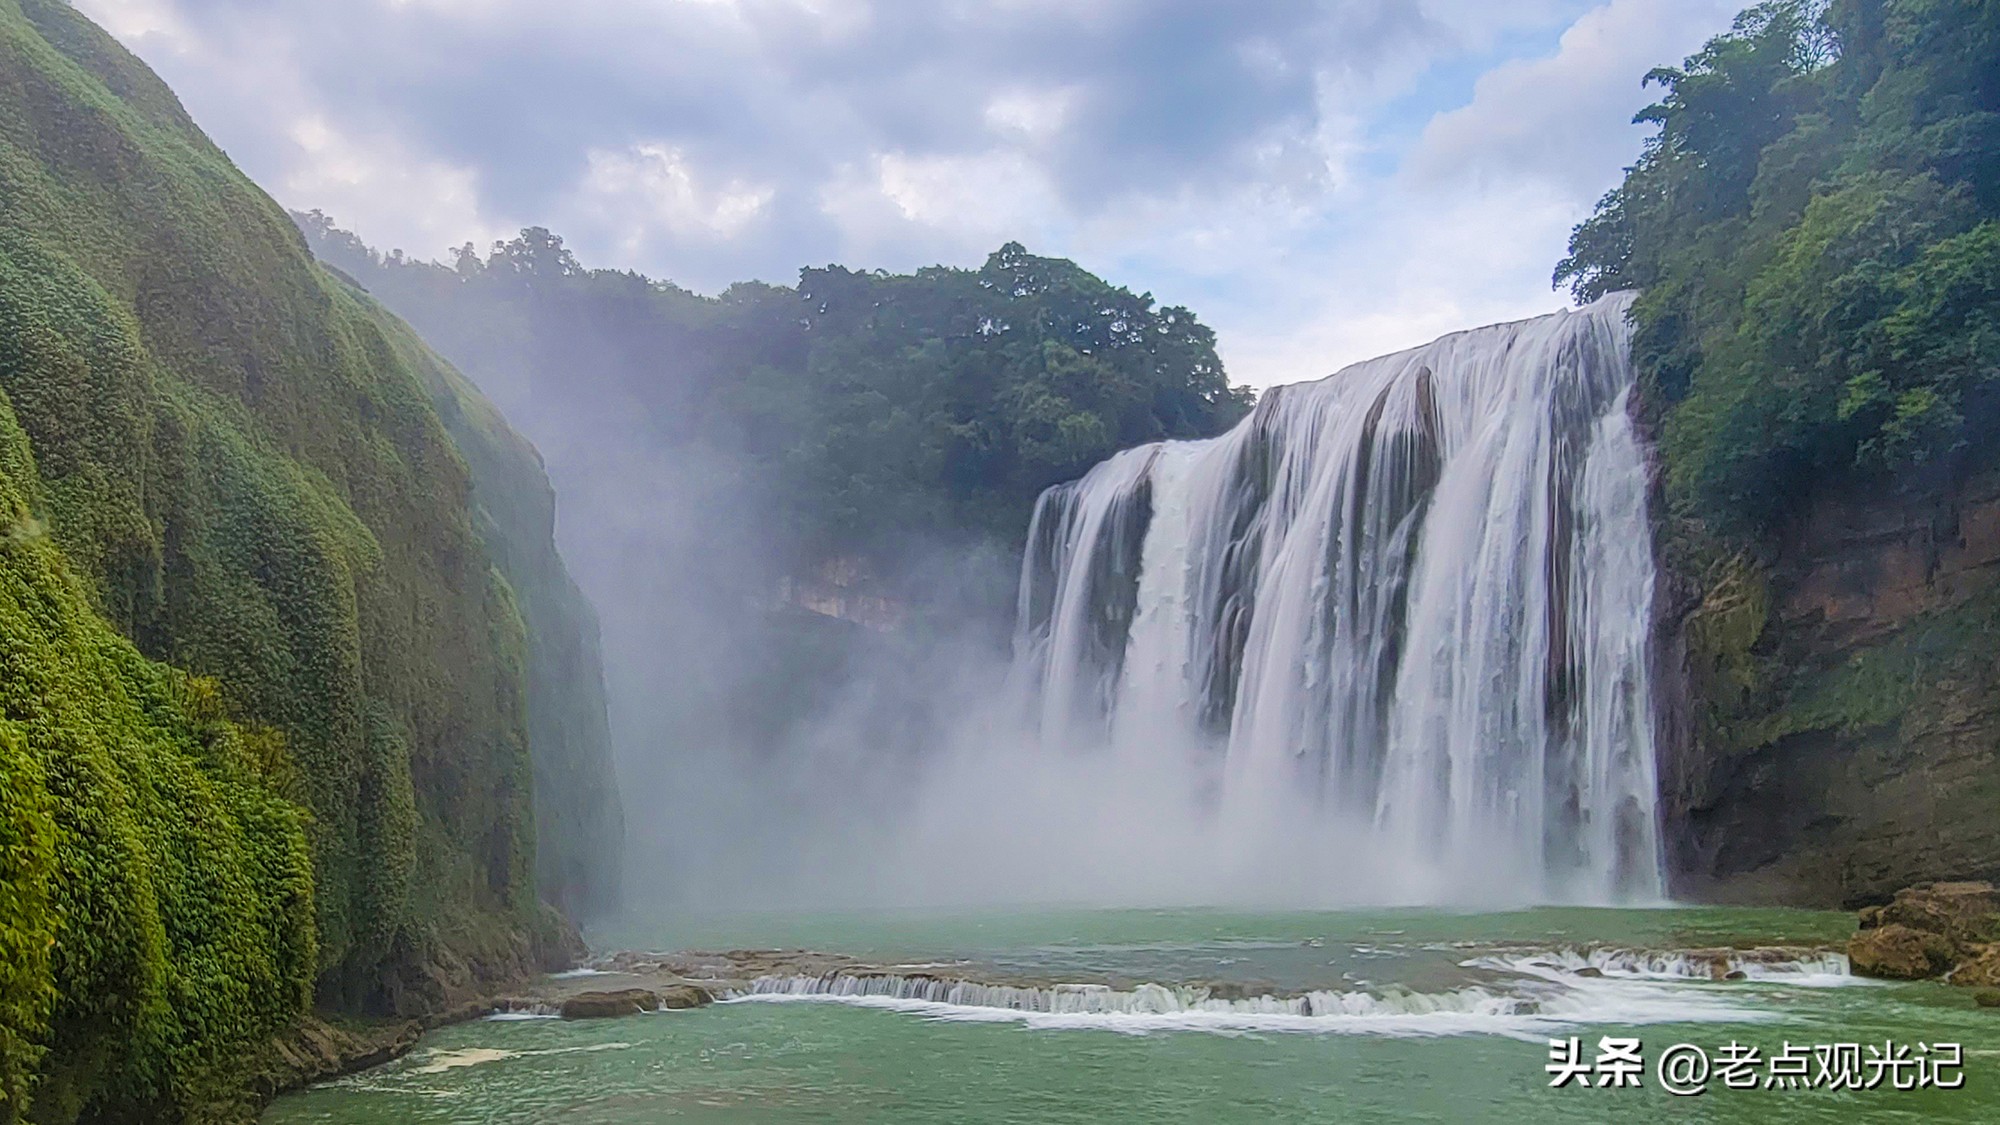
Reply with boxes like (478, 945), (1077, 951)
(297, 218), (1269, 922)
(299, 212), (1669, 924)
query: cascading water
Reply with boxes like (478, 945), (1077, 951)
(1013, 293), (1662, 903)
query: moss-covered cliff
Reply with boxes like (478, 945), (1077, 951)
(364, 306), (624, 922)
(0, 0), (618, 1117)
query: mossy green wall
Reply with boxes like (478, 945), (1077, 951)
(0, 0), (614, 1117)
(0, 392), (315, 1121)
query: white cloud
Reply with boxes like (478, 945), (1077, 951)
(285, 114), (510, 257)
(1408, 0), (1738, 196)
(575, 143), (777, 253)
(72, 0), (195, 50)
(982, 87), (1077, 143)
(71, 0), (1745, 389)
(818, 148), (1069, 267)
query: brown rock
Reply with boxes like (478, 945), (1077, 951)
(1848, 924), (1956, 980)
(1949, 943), (2000, 988)
(1878, 882), (2000, 948)
(1974, 989), (2000, 1008)
(560, 988), (661, 1019)
(656, 984), (714, 1010)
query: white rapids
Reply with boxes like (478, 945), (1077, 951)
(723, 948), (1846, 1037)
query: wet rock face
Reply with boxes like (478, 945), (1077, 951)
(1658, 468), (2000, 906)
(1847, 883), (2000, 984)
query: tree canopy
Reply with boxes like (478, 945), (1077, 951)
(298, 215), (1254, 582)
(1556, 0), (2000, 536)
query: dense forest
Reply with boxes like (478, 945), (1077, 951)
(0, 0), (619, 1119)
(298, 216), (1254, 596)
(1558, 0), (1998, 536)
(1560, 0), (2000, 901)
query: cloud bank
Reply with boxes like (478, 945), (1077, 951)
(79, 0), (1737, 386)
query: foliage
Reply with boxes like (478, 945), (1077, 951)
(0, 390), (315, 1122)
(0, 0), (606, 1116)
(296, 219), (1254, 577)
(1556, 0), (2000, 538)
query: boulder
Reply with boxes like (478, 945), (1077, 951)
(1949, 944), (2000, 988)
(656, 984), (714, 1010)
(1848, 923), (1956, 980)
(1876, 882), (2000, 947)
(559, 989), (660, 1020)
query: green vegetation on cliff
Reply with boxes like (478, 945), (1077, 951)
(1561, 0), (2000, 901)
(0, 0), (618, 1116)
(1558, 0), (1999, 536)
(0, 396), (315, 1122)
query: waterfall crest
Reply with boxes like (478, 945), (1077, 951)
(1013, 293), (1661, 902)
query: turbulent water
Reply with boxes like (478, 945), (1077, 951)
(1015, 293), (1660, 903)
(266, 907), (1997, 1124)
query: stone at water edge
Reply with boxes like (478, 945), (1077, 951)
(1874, 882), (2000, 947)
(1847, 882), (2000, 983)
(555, 985), (715, 1019)
(1848, 924), (1956, 979)
(1974, 989), (2000, 1008)
(560, 989), (663, 1019)
(1947, 944), (2000, 988)
(657, 985), (714, 1010)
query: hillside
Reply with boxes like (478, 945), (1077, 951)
(0, 0), (618, 1117)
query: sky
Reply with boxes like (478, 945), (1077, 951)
(77, 0), (1740, 389)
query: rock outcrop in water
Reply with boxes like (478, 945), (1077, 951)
(1848, 883), (2000, 984)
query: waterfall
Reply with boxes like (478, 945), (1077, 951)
(1012, 293), (1661, 902)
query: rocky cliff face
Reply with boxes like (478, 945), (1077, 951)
(1658, 465), (2000, 906)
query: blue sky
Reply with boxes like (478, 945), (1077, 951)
(78, 0), (1740, 388)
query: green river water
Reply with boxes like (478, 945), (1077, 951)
(264, 907), (1997, 1123)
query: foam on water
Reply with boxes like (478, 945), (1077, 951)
(719, 950), (1829, 1038)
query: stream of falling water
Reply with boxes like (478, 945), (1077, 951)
(1013, 293), (1660, 902)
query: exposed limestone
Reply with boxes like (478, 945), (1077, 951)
(657, 984), (716, 1009)
(1847, 882), (2000, 984)
(246, 999), (497, 1111)
(1848, 924), (1956, 980)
